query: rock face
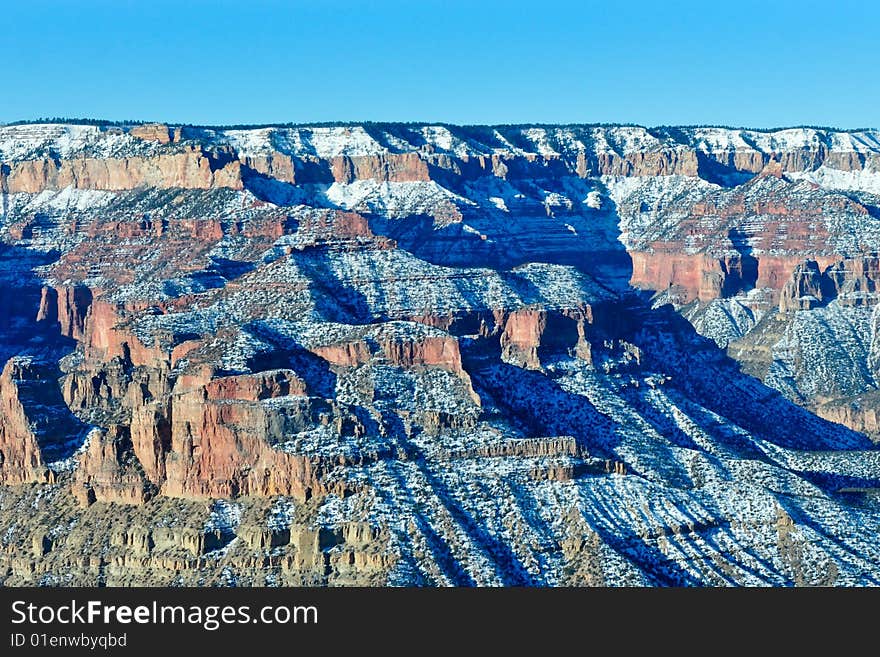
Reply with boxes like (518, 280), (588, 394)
(500, 308), (591, 368)
(816, 395), (880, 437)
(129, 123), (175, 144)
(621, 169), (868, 305)
(0, 359), (50, 485)
(71, 426), (154, 506)
(774, 257), (880, 312)
(2, 121), (880, 586)
(0, 358), (86, 486)
(2, 149), (244, 193)
(331, 153), (431, 183)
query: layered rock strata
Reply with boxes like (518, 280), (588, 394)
(1, 122), (880, 586)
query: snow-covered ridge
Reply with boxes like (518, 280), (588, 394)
(2, 122), (878, 162)
(787, 166), (880, 195)
(220, 124), (880, 159)
(323, 180), (472, 215)
(225, 126), (386, 158)
(685, 127), (880, 154)
(0, 123), (168, 161)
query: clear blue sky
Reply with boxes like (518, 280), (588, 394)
(4, 0), (878, 128)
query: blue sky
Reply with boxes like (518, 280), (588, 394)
(4, 0), (878, 128)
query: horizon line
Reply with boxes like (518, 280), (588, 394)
(1, 117), (876, 134)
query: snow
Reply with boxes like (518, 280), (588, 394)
(543, 191), (573, 211)
(267, 497), (296, 531)
(787, 165), (880, 195)
(3, 122), (879, 169)
(46, 427), (101, 474)
(488, 196), (508, 211)
(693, 127), (831, 153)
(207, 123), (880, 166)
(224, 126), (386, 158)
(521, 128), (559, 156)
(602, 174), (720, 250)
(585, 191), (603, 209)
(22, 186), (117, 212)
(686, 297), (763, 348)
(204, 500), (242, 533)
(322, 180), (474, 216)
(593, 126), (667, 155)
(765, 301), (876, 401)
(0, 123), (166, 161)
(4, 121), (880, 586)
(828, 131), (880, 153)
(419, 125), (472, 156)
(222, 128), (276, 155)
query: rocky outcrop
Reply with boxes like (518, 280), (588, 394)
(629, 251), (860, 308)
(815, 396), (880, 440)
(79, 299), (163, 365)
(0, 486), (395, 586)
(129, 124), (174, 144)
(0, 358), (89, 486)
(37, 285), (93, 340)
(437, 435), (584, 460)
(71, 426), (155, 506)
(593, 150), (699, 177)
(631, 251), (768, 304)
(129, 400), (172, 485)
(500, 308), (593, 368)
(204, 370), (308, 401)
(241, 152), (296, 182)
(3, 148), (244, 192)
(0, 359), (50, 485)
(312, 341), (372, 367)
(630, 252), (711, 303)
(622, 161), (874, 305)
(331, 153), (430, 183)
(779, 261), (834, 312)
(379, 334), (464, 371)
(825, 257), (880, 306)
(777, 256), (880, 312)
(157, 383), (341, 500)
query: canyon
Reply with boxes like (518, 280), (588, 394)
(1, 121), (880, 585)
